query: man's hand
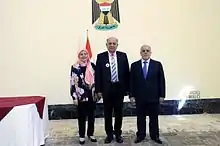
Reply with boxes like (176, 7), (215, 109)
(160, 97), (164, 102)
(73, 99), (78, 105)
(130, 97), (135, 103)
(97, 92), (103, 98)
(93, 93), (100, 102)
(130, 97), (135, 106)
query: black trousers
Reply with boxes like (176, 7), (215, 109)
(136, 102), (160, 139)
(77, 101), (96, 138)
(103, 83), (124, 137)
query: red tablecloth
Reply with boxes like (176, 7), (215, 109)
(0, 96), (45, 121)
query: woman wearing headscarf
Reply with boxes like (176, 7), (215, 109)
(70, 48), (97, 145)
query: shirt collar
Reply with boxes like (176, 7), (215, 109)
(108, 51), (117, 56)
(142, 58), (150, 63)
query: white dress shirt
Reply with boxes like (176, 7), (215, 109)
(108, 51), (119, 81)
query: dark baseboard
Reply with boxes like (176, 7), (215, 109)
(48, 98), (220, 120)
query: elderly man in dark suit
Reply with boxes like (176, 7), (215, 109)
(130, 45), (166, 144)
(95, 37), (129, 143)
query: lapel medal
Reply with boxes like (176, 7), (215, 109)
(106, 63), (110, 68)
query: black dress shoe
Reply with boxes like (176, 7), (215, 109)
(134, 137), (145, 143)
(116, 136), (123, 143)
(79, 138), (85, 145)
(151, 137), (162, 144)
(104, 136), (113, 144)
(88, 136), (97, 142)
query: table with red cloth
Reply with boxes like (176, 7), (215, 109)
(0, 96), (48, 146)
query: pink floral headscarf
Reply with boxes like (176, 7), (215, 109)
(76, 48), (94, 86)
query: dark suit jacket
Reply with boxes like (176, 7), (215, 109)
(95, 51), (129, 98)
(130, 59), (165, 103)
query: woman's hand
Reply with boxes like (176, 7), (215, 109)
(73, 99), (78, 105)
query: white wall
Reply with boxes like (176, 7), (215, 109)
(0, 0), (220, 104)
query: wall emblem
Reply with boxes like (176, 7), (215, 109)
(92, 0), (120, 31)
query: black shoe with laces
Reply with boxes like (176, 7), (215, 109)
(151, 137), (162, 144)
(79, 137), (85, 145)
(104, 136), (113, 144)
(88, 136), (97, 142)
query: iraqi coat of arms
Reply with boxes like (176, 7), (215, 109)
(92, 0), (120, 31)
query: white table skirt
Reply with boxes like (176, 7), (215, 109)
(0, 101), (48, 146)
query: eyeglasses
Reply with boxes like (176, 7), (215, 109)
(141, 49), (150, 52)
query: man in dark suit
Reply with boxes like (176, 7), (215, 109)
(130, 45), (165, 144)
(95, 37), (129, 143)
